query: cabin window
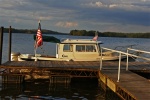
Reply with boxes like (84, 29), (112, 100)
(63, 44), (73, 52)
(76, 45), (96, 52)
(76, 45), (85, 52)
(86, 45), (96, 52)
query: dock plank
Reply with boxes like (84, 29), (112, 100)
(101, 70), (150, 100)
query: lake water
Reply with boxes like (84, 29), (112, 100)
(2, 33), (150, 63)
(0, 33), (150, 100)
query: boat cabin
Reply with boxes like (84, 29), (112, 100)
(17, 38), (124, 61)
(56, 39), (102, 61)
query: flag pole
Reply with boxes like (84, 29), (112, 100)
(34, 20), (41, 61)
(34, 40), (37, 61)
(34, 30), (38, 61)
(95, 31), (100, 54)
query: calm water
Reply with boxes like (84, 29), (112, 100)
(0, 33), (150, 100)
(2, 33), (150, 63)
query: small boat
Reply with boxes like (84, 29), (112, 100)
(16, 38), (128, 61)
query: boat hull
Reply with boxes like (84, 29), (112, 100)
(18, 54), (129, 61)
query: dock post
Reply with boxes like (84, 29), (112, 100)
(0, 27), (4, 65)
(8, 26), (12, 61)
(126, 48), (129, 71)
(117, 52), (121, 82)
(100, 48), (103, 70)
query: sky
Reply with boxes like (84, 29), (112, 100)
(0, 0), (150, 33)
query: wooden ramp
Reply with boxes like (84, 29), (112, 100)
(99, 61), (150, 100)
(99, 70), (150, 100)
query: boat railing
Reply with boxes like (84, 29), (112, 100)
(100, 47), (150, 82)
(114, 44), (137, 51)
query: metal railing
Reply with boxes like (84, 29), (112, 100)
(99, 47), (150, 82)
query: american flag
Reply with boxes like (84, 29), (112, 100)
(93, 31), (98, 41)
(35, 21), (43, 48)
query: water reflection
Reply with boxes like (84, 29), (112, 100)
(0, 79), (121, 100)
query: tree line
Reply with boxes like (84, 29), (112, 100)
(3, 28), (150, 38)
(3, 28), (67, 35)
(70, 30), (150, 38)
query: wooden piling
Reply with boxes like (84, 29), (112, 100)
(0, 27), (4, 65)
(2, 74), (24, 83)
(49, 75), (71, 84)
(8, 26), (12, 61)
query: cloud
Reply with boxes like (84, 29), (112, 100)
(83, 0), (149, 12)
(0, 0), (149, 33)
(55, 22), (78, 28)
(84, 1), (107, 8)
(141, 0), (148, 2)
(0, 0), (29, 9)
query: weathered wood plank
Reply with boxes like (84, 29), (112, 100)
(101, 70), (150, 100)
(1, 61), (150, 70)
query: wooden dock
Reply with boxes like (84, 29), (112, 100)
(99, 70), (150, 100)
(100, 61), (150, 100)
(0, 61), (150, 100)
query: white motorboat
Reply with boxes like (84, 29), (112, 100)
(15, 38), (128, 61)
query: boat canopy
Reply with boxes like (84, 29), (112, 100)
(60, 39), (102, 44)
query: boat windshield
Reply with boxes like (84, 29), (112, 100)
(76, 45), (96, 52)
